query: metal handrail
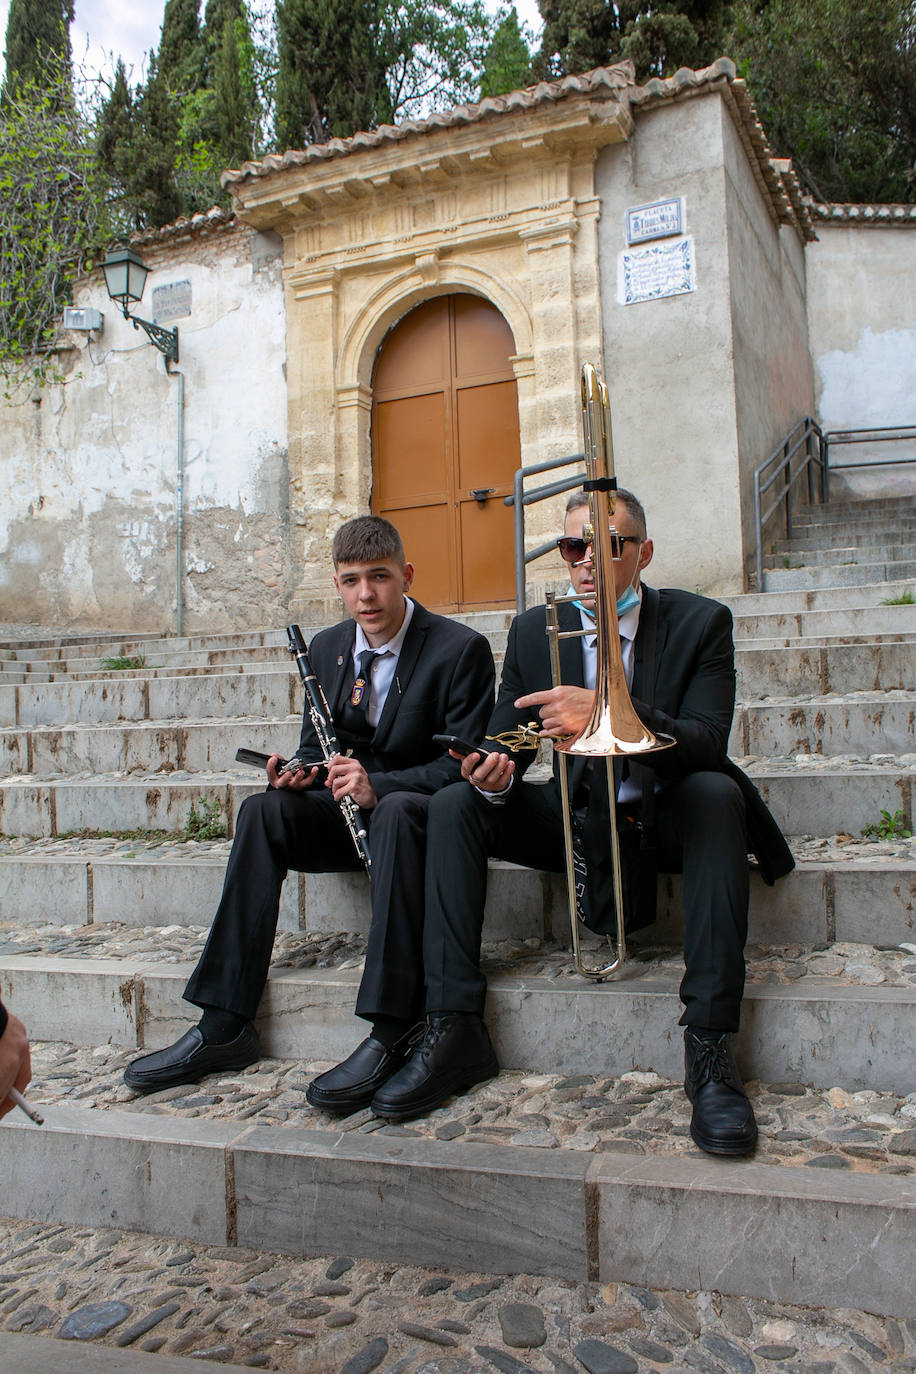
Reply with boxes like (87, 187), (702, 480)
(504, 453), (585, 614)
(753, 417), (826, 590)
(753, 419), (916, 589)
(824, 424), (916, 473)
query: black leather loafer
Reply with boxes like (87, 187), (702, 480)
(370, 1012), (498, 1122)
(684, 1029), (758, 1156)
(306, 1033), (415, 1114)
(123, 1023), (261, 1093)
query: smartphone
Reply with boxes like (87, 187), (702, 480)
(432, 734), (492, 758)
(234, 748), (327, 784)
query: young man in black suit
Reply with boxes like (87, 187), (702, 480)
(124, 516), (495, 1096)
(368, 490), (794, 1156)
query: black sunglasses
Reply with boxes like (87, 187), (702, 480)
(556, 533), (641, 565)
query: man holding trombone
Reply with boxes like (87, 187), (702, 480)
(370, 482), (794, 1157)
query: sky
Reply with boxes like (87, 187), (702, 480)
(0, 0), (545, 89)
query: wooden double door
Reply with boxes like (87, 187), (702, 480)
(371, 293), (520, 612)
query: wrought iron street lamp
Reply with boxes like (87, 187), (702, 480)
(101, 248), (179, 365)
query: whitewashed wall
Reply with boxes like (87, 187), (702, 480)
(0, 223), (289, 631)
(806, 223), (916, 498)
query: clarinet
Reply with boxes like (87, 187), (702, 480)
(286, 623), (371, 871)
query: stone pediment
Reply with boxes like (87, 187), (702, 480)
(224, 66), (636, 235)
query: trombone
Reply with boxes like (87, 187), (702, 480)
(546, 363), (673, 979)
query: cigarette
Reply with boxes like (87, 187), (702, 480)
(9, 1088), (44, 1125)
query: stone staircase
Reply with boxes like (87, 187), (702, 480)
(1, 497), (914, 1322)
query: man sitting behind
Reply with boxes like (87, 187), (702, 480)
(124, 516), (495, 1094)
(365, 489), (794, 1156)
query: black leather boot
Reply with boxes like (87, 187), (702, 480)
(684, 1029), (757, 1156)
(370, 1013), (498, 1121)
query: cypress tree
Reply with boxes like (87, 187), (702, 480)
(479, 7), (533, 99)
(2, 0), (74, 95)
(212, 14), (253, 166)
(275, 0), (390, 148)
(536, 0), (730, 83)
(158, 0), (206, 93)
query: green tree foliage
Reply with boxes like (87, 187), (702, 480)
(275, 0), (494, 148)
(478, 5), (533, 98)
(729, 0), (916, 204)
(2, 0), (74, 95)
(96, 0), (261, 226)
(535, 0), (731, 82)
(0, 62), (108, 391)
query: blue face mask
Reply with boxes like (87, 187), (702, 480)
(616, 584), (640, 617)
(573, 584), (640, 621)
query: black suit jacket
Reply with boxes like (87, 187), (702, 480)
(488, 585), (793, 885)
(297, 599), (495, 800)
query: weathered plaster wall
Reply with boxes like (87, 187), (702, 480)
(596, 97), (744, 595)
(806, 224), (916, 497)
(721, 106), (814, 575)
(0, 224), (289, 631)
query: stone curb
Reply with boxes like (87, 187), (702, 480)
(1, 1106), (913, 1316)
(3, 954), (916, 1091)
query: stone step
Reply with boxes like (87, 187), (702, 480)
(2, 1095), (913, 1318)
(764, 543), (914, 570)
(1, 693), (911, 777)
(0, 756), (912, 840)
(761, 558), (916, 591)
(773, 524), (916, 551)
(722, 579), (916, 615)
(0, 611), (516, 664)
(2, 836), (913, 948)
(736, 690), (916, 756)
(2, 944), (915, 1093)
(1, 1037), (914, 1318)
(791, 494), (916, 523)
(732, 602), (916, 639)
(3, 636), (914, 734)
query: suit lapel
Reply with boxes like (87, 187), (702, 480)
(327, 622), (356, 714)
(632, 584), (663, 700)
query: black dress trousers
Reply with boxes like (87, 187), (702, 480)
(422, 769), (749, 1032)
(184, 782), (432, 1025)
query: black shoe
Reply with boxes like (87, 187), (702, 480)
(123, 1023), (261, 1093)
(370, 1013), (498, 1122)
(684, 1030), (757, 1156)
(306, 1032), (416, 1114)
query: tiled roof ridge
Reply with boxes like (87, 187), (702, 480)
(128, 204), (238, 249)
(219, 60), (638, 189)
(805, 200), (916, 226)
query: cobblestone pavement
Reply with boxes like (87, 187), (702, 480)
(15, 1032), (916, 1176)
(1, 1215), (913, 1373)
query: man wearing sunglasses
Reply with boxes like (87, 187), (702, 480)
(367, 488), (793, 1157)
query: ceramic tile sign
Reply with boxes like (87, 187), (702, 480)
(617, 237), (696, 306)
(625, 197), (684, 244)
(152, 280), (192, 324)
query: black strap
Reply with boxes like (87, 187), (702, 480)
(583, 477), (617, 493)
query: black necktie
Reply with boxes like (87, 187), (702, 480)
(350, 649), (377, 718)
